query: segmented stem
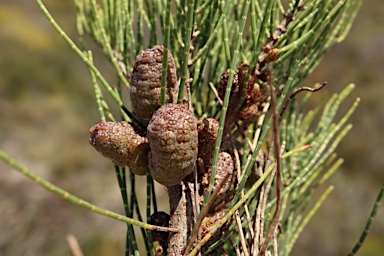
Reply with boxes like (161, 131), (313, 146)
(0, 150), (177, 233)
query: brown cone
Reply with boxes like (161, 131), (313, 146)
(89, 121), (149, 175)
(130, 45), (178, 126)
(147, 104), (198, 186)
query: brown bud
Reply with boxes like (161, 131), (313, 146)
(147, 104), (198, 186)
(199, 152), (234, 251)
(217, 63), (268, 124)
(201, 152), (234, 198)
(197, 118), (219, 169)
(130, 45), (178, 126)
(89, 122), (149, 175)
(200, 206), (230, 251)
(217, 63), (249, 102)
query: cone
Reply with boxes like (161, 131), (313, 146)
(147, 104), (198, 186)
(89, 122), (149, 175)
(130, 45), (178, 126)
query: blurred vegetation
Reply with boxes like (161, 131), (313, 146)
(0, 0), (383, 255)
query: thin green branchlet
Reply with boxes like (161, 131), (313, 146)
(1, 0), (374, 254)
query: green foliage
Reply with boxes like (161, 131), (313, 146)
(2, 0), (383, 255)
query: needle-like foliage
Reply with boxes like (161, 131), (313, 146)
(2, 0), (383, 255)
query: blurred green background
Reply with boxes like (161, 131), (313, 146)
(0, 0), (383, 255)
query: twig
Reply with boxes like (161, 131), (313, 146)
(167, 183), (189, 255)
(194, 166), (201, 221)
(187, 174), (199, 232)
(233, 145), (254, 239)
(259, 67), (282, 255)
(279, 82), (327, 122)
(273, 226), (279, 256)
(184, 171), (233, 254)
(252, 147), (272, 255)
(209, 82), (224, 105)
(190, 145), (311, 255)
(66, 234), (84, 256)
(256, 165), (276, 255)
(235, 210), (249, 256)
(231, 238), (241, 256)
(252, 184), (265, 256)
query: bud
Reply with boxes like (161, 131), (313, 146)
(89, 122), (149, 175)
(197, 118), (219, 169)
(217, 63), (268, 123)
(201, 152), (234, 198)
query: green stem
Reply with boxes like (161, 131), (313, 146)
(199, 0), (251, 223)
(286, 185), (334, 254)
(348, 185), (384, 256)
(89, 0), (129, 87)
(0, 150), (177, 233)
(34, 0), (143, 128)
(178, 0), (196, 103)
(115, 166), (137, 255)
(160, 0), (172, 105)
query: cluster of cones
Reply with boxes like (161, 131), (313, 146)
(88, 45), (269, 254)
